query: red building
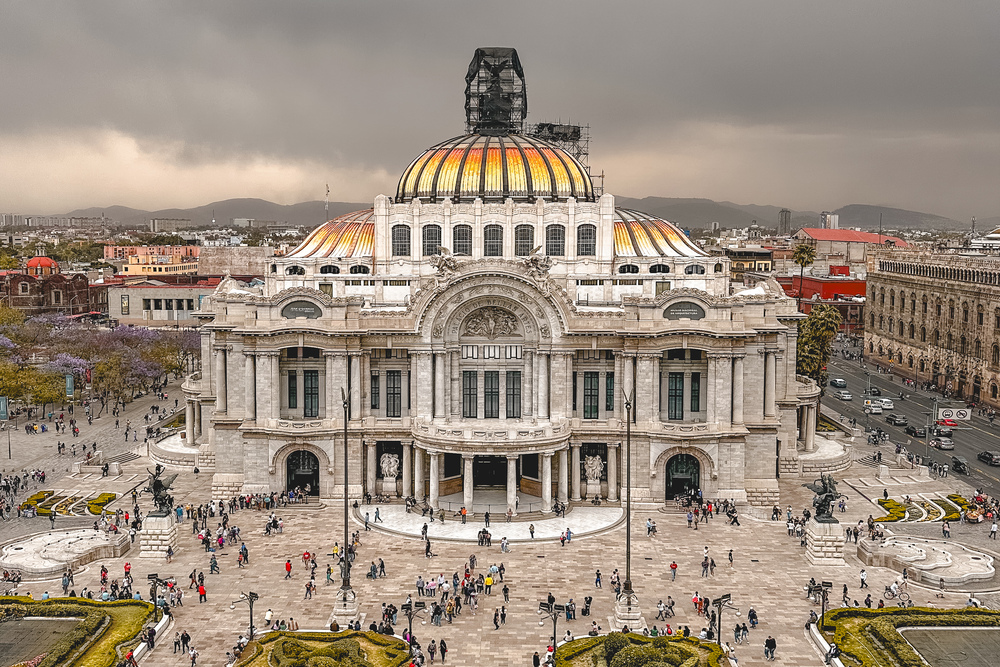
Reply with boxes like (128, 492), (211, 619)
(0, 255), (109, 316)
(777, 267), (866, 335)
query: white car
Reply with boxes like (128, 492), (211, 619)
(865, 404), (883, 415)
(834, 390), (853, 401)
(878, 398), (895, 410)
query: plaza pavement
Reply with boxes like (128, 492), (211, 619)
(3, 388), (994, 666)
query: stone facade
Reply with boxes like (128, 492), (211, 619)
(138, 514), (178, 558)
(866, 249), (1000, 406)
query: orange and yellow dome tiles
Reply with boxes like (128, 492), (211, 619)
(396, 134), (594, 203)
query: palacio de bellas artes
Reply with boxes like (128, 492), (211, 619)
(186, 48), (822, 514)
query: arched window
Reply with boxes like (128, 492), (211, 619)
(890, 291), (895, 307)
(349, 265), (370, 274)
(933, 330), (940, 344)
(453, 224), (472, 256)
(993, 344), (1000, 366)
(577, 224), (596, 256)
(422, 224), (442, 256)
(684, 264), (706, 275)
(897, 352), (903, 364)
(908, 323), (914, 339)
(908, 355), (914, 368)
(285, 265), (305, 276)
(936, 300), (941, 316)
(899, 295), (905, 311)
(880, 289), (885, 305)
(920, 327), (926, 342)
(514, 224), (535, 257)
(319, 265), (340, 274)
(978, 305), (985, 326)
(870, 313), (875, 327)
(484, 224), (503, 257)
(545, 224), (565, 256)
(963, 305), (970, 323)
(949, 300), (955, 319)
(992, 384), (998, 400)
(714, 263), (724, 273)
(878, 315), (884, 330)
(270, 264), (277, 274)
(975, 340), (982, 359)
(922, 297), (928, 314)
(618, 264), (639, 274)
(948, 333), (954, 349)
(920, 359), (926, 372)
(650, 264), (671, 273)
(898, 321), (904, 336)
(391, 224), (411, 256)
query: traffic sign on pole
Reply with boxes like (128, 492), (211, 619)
(937, 408), (971, 421)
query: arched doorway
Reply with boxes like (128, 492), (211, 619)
(286, 450), (320, 495)
(664, 453), (700, 500)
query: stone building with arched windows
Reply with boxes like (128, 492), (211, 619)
(181, 48), (819, 511)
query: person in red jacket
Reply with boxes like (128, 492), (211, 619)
(285, 560), (293, 578)
(198, 584), (206, 602)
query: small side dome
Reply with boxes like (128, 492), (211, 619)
(613, 208), (707, 258)
(26, 255), (60, 276)
(287, 209), (374, 259)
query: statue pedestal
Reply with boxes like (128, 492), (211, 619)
(611, 592), (646, 631)
(585, 480), (602, 499)
(139, 514), (177, 559)
(330, 588), (360, 624)
(379, 478), (397, 496)
(805, 519), (846, 566)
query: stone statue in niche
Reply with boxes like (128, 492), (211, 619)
(379, 453), (400, 496)
(465, 306), (518, 339)
(584, 455), (605, 482)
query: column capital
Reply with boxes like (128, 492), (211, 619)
(323, 350), (348, 358)
(570, 442), (582, 449)
(462, 453), (475, 461)
(257, 350), (280, 358)
(606, 442), (620, 450)
(636, 352), (661, 361)
(541, 451), (555, 459)
(506, 454), (519, 461)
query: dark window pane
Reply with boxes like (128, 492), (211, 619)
(515, 224), (534, 256)
(506, 371), (521, 418)
(583, 371), (599, 419)
(577, 224), (596, 256)
(288, 370), (297, 409)
(545, 225), (565, 256)
(690, 372), (701, 412)
(371, 373), (380, 410)
(484, 371), (500, 418)
(422, 224), (442, 256)
(392, 225), (411, 256)
(304, 370), (319, 418)
(606, 372), (614, 412)
(668, 372), (683, 420)
(484, 224), (503, 256)
(453, 225), (472, 255)
(463, 371), (478, 418)
(386, 370), (401, 418)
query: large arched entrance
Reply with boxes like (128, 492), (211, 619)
(286, 450), (320, 495)
(664, 453), (700, 500)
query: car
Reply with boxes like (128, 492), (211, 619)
(978, 451), (1000, 466)
(877, 398), (895, 410)
(834, 390), (853, 401)
(936, 419), (958, 427)
(932, 426), (954, 438)
(930, 437), (955, 450)
(885, 414), (909, 426)
(865, 404), (883, 415)
(830, 378), (848, 388)
(905, 425), (927, 438)
(868, 386), (882, 396)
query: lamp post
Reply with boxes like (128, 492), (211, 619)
(338, 388), (355, 611)
(230, 591), (259, 638)
(613, 388), (641, 629)
(711, 594), (740, 647)
(400, 601), (426, 641)
(538, 601), (564, 646)
(817, 582), (832, 632)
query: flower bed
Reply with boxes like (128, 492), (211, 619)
(875, 498), (907, 522)
(235, 630), (410, 667)
(86, 493), (117, 516)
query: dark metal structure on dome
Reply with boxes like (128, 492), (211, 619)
(528, 122), (590, 168)
(465, 47), (527, 136)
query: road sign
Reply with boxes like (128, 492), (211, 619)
(938, 408), (971, 421)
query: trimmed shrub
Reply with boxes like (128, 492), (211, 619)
(875, 498), (907, 522)
(604, 632), (629, 664)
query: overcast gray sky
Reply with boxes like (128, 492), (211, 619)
(2, 1), (998, 219)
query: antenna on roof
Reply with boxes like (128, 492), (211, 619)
(325, 184), (330, 222)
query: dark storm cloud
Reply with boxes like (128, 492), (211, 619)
(1, 1), (998, 217)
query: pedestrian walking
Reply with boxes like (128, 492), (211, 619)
(860, 569), (868, 588)
(991, 521), (998, 539)
(670, 561), (678, 580)
(764, 636), (777, 661)
(285, 560), (292, 578)
(529, 523), (535, 539)
(728, 549), (734, 568)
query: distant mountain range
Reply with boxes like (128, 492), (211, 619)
(55, 197), (981, 233)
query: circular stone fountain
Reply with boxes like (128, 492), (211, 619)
(0, 529), (130, 579)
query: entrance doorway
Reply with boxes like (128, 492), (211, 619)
(286, 450), (320, 495)
(664, 453), (700, 500)
(473, 455), (508, 487)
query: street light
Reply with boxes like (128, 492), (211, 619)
(400, 601), (427, 640)
(338, 388), (355, 609)
(711, 594), (741, 647)
(229, 591), (259, 638)
(538, 601), (565, 645)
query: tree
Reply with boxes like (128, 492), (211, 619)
(25, 369), (65, 414)
(797, 304), (843, 391)
(792, 243), (817, 311)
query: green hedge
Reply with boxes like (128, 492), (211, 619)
(238, 630), (409, 667)
(556, 633), (725, 667)
(824, 607), (1000, 667)
(86, 493), (117, 516)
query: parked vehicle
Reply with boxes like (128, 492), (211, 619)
(834, 390), (853, 401)
(877, 398), (895, 410)
(952, 456), (970, 474)
(885, 414), (909, 426)
(930, 438), (955, 450)
(904, 425), (927, 438)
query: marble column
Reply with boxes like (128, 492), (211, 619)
(402, 442), (412, 499)
(732, 356), (745, 425)
(524, 351), (534, 417)
(570, 443), (582, 501)
(185, 400), (194, 442)
(244, 353), (256, 422)
(462, 454), (474, 512)
(764, 350), (777, 418)
(215, 347), (227, 413)
(606, 444), (619, 502)
(717, 355), (732, 430)
(541, 452), (553, 512)
(706, 356), (718, 425)
(366, 441), (376, 497)
(349, 353), (362, 419)
(325, 352), (337, 420)
(506, 456), (518, 514)
(194, 402), (202, 437)
(414, 447), (425, 500)
(537, 353), (549, 419)
(434, 353), (446, 419)
(428, 452), (440, 509)
(270, 353), (281, 420)
(682, 372), (692, 421)
(649, 355), (661, 421)
(558, 448), (569, 504)
(805, 404), (817, 452)
(450, 350), (460, 418)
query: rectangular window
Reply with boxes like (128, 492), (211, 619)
(462, 371), (478, 418)
(370, 373), (380, 410)
(572, 372), (577, 411)
(506, 371), (521, 418)
(606, 371), (614, 412)
(142, 298), (151, 310)
(187, 299), (194, 310)
(655, 281), (671, 295)
(154, 299), (162, 310)
(304, 370), (319, 418)
(386, 370), (401, 418)
(690, 372), (701, 412)
(287, 371), (297, 409)
(484, 371), (499, 418)
(319, 283), (333, 296)
(668, 372), (684, 420)
(583, 371), (599, 419)
(461, 345), (478, 359)
(504, 346), (522, 359)
(165, 298), (173, 310)
(483, 345), (501, 359)
(120, 295), (130, 315)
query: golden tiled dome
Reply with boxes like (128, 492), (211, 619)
(286, 209), (374, 259)
(396, 134), (594, 203)
(613, 208), (707, 258)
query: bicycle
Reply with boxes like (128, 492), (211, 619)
(883, 587), (909, 603)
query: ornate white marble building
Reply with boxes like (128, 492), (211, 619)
(182, 48), (820, 511)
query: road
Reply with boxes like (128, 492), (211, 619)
(822, 350), (1000, 497)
